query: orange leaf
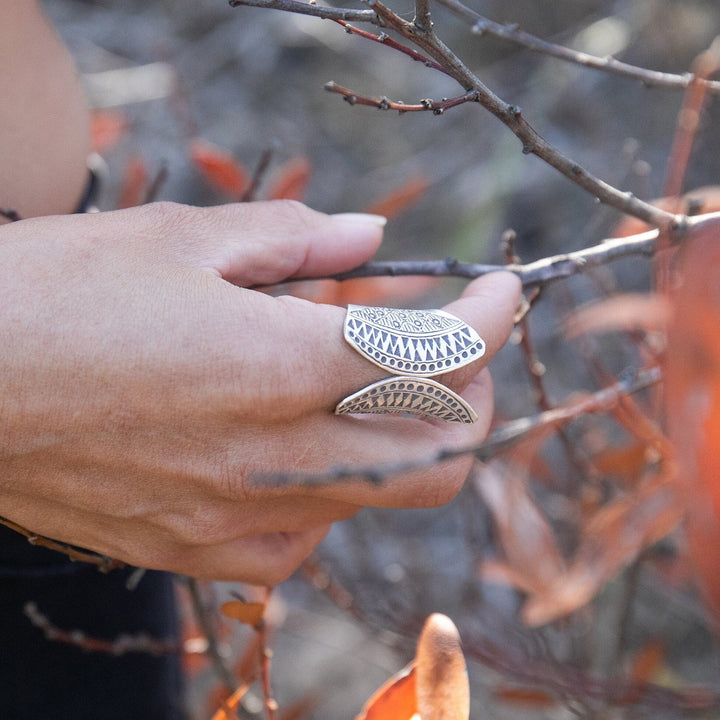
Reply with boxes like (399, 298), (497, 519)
(211, 682), (251, 720)
(474, 452), (566, 598)
(365, 175), (431, 220)
(355, 662), (417, 720)
(612, 186), (720, 237)
(629, 639), (666, 682)
(415, 614), (469, 720)
(190, 139), (250, 198)
(493, 686), (558, 708)
(286, 276), (438, 308)
(267, 157), (312, 201)
(90, 110), (128, 153)
(117, 156), (148, 209)
(665, 217), (720, 621)
(591, 441), (653, 485)
(563, 294), (671, 338)
(220, 600), (266, 628)
(523, 472), (682, 626)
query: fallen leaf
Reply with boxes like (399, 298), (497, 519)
(190, 138), (250, 198)
(355, 662), (417, 720)
(415, 614), (469, 720)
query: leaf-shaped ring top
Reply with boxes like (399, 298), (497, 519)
(344, 305), (486, 377)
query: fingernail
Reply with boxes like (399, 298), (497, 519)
(332, 212), (387, 228)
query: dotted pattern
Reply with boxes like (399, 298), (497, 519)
(335, 377), (477, 424)
(345, 305), (485, 377)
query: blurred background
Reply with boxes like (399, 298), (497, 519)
(43, 1), (720, 717)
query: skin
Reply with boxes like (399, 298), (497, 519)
(0, 3), (522, 585)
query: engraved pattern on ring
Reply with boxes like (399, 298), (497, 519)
(344, 305), (486, 377)
(334, 377), (478, 424)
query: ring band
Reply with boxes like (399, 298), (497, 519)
(343, 304), (485, 377)
(334, 377), (478, 424)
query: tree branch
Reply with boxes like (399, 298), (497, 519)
(24, 601), (182, 656)
(230, 0), (682, 227)
(324, 80), (478, 113)
(436, 0), (720, 97)
(253, 366), (661, 488)
(288, 211), (720, 288)
(228, 0), (376, 22)
(333, 19), (446, 72)
(0, 516), (125, 572)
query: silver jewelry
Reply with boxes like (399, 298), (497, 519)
(343, 304), (485, 377)
(335, 377), (478, 424)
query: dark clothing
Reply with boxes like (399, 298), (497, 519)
(0, 525), (183, 719)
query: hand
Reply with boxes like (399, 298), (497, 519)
(0, 201), (521, 584)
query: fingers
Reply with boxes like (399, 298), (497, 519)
(268, 271), (521, 414)
(235, 370), (495, 509)
(160, 526), (332, 584)
(165, 201), (386, 286)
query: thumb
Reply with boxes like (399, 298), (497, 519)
(178, 200), (386, 286)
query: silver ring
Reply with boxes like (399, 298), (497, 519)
(335, 377), (478, 424)
(343, 304), (485, 377)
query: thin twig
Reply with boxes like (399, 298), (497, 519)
(368, 0), (681, 228)
(435, 0), (720, 97)
(185, 577), (239, 693)
(258, 587), (278, 720)
(241, 147), (275, 203)
(230, 0), (682, 226)
(324, 80), (477, 114)
(286, 211), (720, 288)
(333, 19), (445, 72)
(23, 601), (182, 655)
(228, 0), (375, 22)
(663, 36), (720, 198)
(0, 516), (124, 572)
(253, 367), (661, 488)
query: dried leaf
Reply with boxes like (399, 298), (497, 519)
(220, 600), (266, 628)
(190, 139), (249, 198)
(492, 686), (558, 708)
(211, 682), (251, 720)
(286, 276), (437, 307)
(613, 186), (720, 237)
(666, 217), (720, 620)
(117, 156), (148, 209)
(629, 639), (666, 682)
(90, 110), (128, 153)
(355, 663), (417, 720)
(267, 157), (312, 201)
(364, 175), (431, 219)
(563, 294), (670, 338)
(415, 614), (469, 720)
(523, 472), (682, 626)
(591, 441), (653, 485)
(475, 455), (566, 598)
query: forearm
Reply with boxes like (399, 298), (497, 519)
(0, 0), (90, 220)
